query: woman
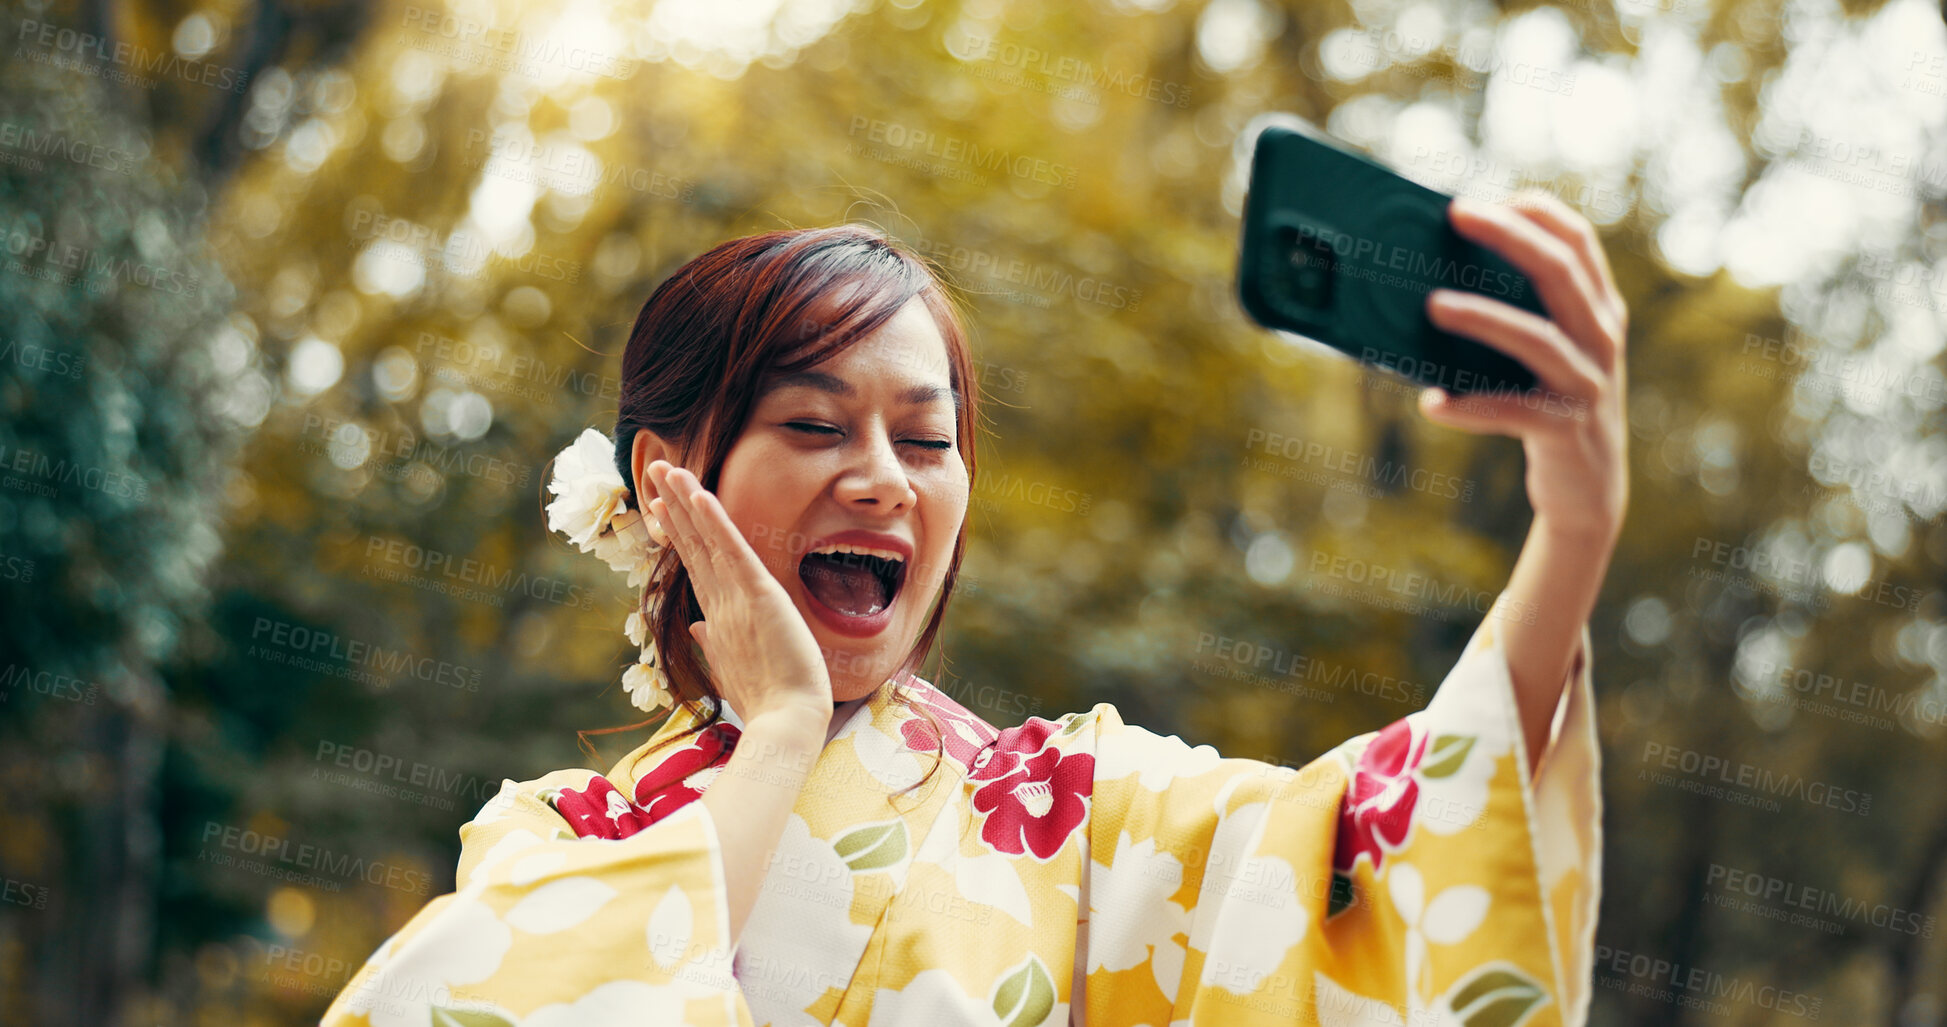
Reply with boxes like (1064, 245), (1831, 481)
(321, 196), (1627, 1027)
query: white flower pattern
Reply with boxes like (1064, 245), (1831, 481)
(319, 599), (1601, 1027)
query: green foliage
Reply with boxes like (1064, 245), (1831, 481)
(8, 0), (1946, 1022)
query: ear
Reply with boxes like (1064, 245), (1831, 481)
(629, 429), (681, 506)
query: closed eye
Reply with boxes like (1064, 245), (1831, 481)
(786, 423), (953, 450)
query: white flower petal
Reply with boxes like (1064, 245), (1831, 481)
(646, 883), (695, 971)
(1389, 861), (1425, 926)
(1421, 885), (1490, 946)
(523, 980), (693, 1027)
(505, 876), (618, 934)
(507, 851), (566, 886)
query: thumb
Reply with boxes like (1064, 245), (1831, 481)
(688, 620), (709, 649)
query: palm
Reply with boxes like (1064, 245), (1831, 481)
(646, 461), (834, 723)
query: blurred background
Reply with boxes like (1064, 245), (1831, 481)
(1, 0), (1945, 1021)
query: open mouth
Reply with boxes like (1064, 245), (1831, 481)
(797, 545), (908, 619)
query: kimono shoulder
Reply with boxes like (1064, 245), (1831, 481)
(865, 599), (1601, 1027)
(318, 763), (756, 1027)
(1062, 605), (1602, 1027)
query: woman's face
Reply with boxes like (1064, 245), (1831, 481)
(712, 295), (969, 702)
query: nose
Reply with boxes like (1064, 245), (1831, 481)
(834, 422), (918, 511)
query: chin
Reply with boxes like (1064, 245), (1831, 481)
(823, 638), (903, 697)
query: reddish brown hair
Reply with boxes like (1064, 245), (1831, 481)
(589, 224), (979, 802)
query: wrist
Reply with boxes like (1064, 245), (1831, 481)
(1534, 512), (1621, 547)
(743, 705), (830, 748)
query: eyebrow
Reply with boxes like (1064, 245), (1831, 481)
(761, 370), (962, 415)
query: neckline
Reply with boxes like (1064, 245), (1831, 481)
(644, 676), (910, 756)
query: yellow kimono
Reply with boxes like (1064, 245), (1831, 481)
(320, 593), (1600, 1026)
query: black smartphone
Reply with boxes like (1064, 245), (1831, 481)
(1236, 118), (1543, 395)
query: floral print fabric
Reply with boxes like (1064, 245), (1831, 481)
(320, 591), (1601, 1026)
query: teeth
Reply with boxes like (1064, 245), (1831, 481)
(807, 542), (906, 565)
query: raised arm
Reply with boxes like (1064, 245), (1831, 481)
(1414, 189), (1630, 775)
(1496, 517), (1616, 775)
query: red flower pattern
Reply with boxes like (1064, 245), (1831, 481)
(899, 684), (1000, 771)
(1332, 718), (1430, 875)
(967, 717), (1094, 861)
(553, 722), (741, 840)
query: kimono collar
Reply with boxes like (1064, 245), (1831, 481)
(714, 689), (879, 747)
(615, 676), (915, 781)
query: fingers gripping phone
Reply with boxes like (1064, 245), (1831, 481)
(1236, 117), (1543, 395)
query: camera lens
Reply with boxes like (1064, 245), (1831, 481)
(1271, 226), (1333, 312)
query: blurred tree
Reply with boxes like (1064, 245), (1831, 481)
(6, 0), (1946, 1022)
(0, 12), (240, 1024)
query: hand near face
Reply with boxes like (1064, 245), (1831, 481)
(645, 459), (836, 724)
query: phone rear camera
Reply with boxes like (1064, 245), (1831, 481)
(1271, 225), (1334, 312)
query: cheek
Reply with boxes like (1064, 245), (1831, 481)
(918, 474), (969, 579)
(714, 474), (805, 579)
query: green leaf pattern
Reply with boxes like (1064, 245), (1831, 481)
(834, 819), (908, 872)
(990, 954), (1057, 1027)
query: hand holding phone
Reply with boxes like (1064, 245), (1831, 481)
(1236, 117), (1544, 395)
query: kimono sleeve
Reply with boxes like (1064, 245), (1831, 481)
(1074, 597), (1601, 1027)
(319, 769), (755, 1027)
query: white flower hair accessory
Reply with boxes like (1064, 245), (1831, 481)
(546, 427), (677, 714)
